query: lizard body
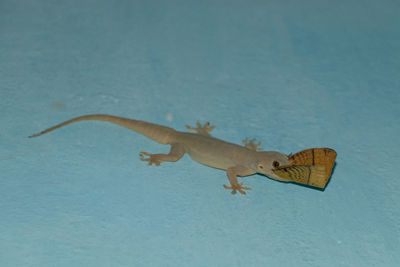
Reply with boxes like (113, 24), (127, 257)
(29, 114), (290, 194)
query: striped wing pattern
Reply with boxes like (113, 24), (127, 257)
(274, 165), (326, 188)
(289, 148), (337, 180)
(273, 148), (337, 189)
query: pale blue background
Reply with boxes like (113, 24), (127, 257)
(1, 0), (399, 266)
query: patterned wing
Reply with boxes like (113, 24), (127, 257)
(273, 148), (337, 189)
(289, 148), (337, 179)
(273, 165), (327, 188)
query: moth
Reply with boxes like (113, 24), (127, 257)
(273, 148), (337, 189)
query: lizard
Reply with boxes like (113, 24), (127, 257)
(29, 114), (291, 194)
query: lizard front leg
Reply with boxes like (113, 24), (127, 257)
(242, 138), (263, 151)
(140, 143), (185, 166)
(223, 166), (255, 195)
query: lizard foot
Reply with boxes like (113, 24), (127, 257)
(242, 138), (262, 151)
(223, 182), (251, 195)
(186, 122), (215, 136)
(140, 151), (162, 166)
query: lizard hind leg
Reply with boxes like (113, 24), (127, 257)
(186, 121), (215, 137)
(140, 143), (185, 166)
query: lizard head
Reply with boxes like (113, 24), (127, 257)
(254, 151), (291, 181)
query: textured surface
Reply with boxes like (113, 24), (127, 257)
(1, 0), (400, 266)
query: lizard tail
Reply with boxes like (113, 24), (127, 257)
(28, 114), (176, 145)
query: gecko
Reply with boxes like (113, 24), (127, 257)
(29, 114), (291, 194)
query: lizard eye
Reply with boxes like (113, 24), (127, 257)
(272, 161), (280, 168)
(258, 164), (264, 169)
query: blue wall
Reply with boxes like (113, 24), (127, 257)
(1, 0), (399, 266)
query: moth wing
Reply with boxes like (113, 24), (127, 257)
(289, 148), (337, 180)
(273, 165), (327, 188)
